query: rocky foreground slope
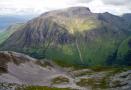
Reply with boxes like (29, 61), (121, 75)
(0, 51), (131, 90)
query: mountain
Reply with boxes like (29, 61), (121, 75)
(0, 51), (131, 90)
(0, 7), (131, 66)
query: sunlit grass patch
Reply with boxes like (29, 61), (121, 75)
(51, 76), (69, 85)
(16, 86), (73, 90)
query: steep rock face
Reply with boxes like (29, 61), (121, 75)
(2, 20), (73, 48)
(1, 7), (131, 66)
(122, 14), (131, 27)
(98, 12), (126, 30)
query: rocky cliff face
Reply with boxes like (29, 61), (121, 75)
(0, 7), (131, 66)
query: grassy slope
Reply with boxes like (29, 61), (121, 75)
(45, 39), (121, 66)
(117, 36), (131, 56)
(115, 36), (131, 65)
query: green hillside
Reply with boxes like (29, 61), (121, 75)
(115, 37), (131, 65)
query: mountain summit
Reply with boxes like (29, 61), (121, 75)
(41, 7), (91, 17)
(1, 7), (131, 66)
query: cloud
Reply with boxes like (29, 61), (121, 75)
(101, 0), (131, 5)
(76, 0), (131, 6)
(74, 0), (131, 15)
(0, 0), (131, 15)
(76, 0), (93, 3)
(0, 0), (80, 15)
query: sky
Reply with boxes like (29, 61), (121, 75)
(0, 0), (131, 16)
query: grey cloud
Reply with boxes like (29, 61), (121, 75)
(75, 0), (131, 15)
(76, 0), (93, 3)
(76, 0), (131, 5)
(101, 0), (131, 5)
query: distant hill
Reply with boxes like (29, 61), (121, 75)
(0, 15), (34, 30)
(0, 23), (24, 44)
